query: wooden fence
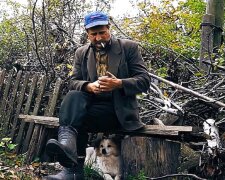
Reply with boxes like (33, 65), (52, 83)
(0, 69), (63, 163)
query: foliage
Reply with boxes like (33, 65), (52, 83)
(0, 137), (46, 179)
(84, 163), (104, 179)
(119, 0), (206, 59)
(111, 0), (207, 83)
(0, 138), (33, 179)
(0, 14), (27, 67)
(0, 0), (114, 80)
(0, 0), (208, 81)
(127, 170), (146, 180)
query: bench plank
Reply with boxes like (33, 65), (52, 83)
(19, 114), (193, 137)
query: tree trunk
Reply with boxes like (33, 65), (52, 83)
(206, 0), (224, 50)
(121, 136), (180, 178)
(199, 14), (214, 71)
(199, 0), (224, 71)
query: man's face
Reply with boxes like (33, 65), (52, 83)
(87, 25), (111, 50)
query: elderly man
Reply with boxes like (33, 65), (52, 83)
(44, 11), (150, 180)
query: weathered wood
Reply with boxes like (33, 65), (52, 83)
(22, 75), (47, 153)
(25, 124), (41, 163)
(10, 73), (30, 139)
(18, 114), (193, 136)
(45, 78), (62, 116)
(25, 78), (62, 163)
(0, 71), (13, 138)
(3, 71), (22, 135)
(122, 137), (180, 178)
(19, 114), (59, 126)
(15, 74), (38, 153)
(0, 72), (13, 116)
(0, 70), (6, 95)
(37, 78), (62, 158)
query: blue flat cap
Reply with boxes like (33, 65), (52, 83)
(84, 11), (109, 29)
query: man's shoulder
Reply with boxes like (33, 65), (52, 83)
(75, 43), (90, 55)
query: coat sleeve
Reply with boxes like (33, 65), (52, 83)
(69, 46), (90, 91)
(121, 41), (150, 96)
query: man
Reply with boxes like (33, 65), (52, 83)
(44, 11), (150, 180)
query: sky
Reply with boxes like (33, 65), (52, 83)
(0, 0), (142, 22)
(0, 0), (182, 21)
(110, 0), (139, 17)
(9, 0), (139, 17)
(1, 0), (159, 18)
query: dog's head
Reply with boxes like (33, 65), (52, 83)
(94, 137), (121, 157)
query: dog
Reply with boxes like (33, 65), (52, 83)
(85, 136), (123, 180)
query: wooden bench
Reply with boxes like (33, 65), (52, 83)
(0, 70), (204, 177)
(19, 114), (195, 137)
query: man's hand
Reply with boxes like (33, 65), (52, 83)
(98, 71), (122, 92)
(84, 80), (101, 94)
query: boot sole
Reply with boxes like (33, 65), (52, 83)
(46, 139), (77, 167)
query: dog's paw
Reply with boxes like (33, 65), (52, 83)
(104, 174), (114, 180)
(115, 175), (122, 180)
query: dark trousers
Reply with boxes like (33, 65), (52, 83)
(59, 90), (121, 156)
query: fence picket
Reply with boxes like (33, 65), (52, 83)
(26, 78), (62, 162)
(0, 70), (6, 98)
(22, 75), (47, 153)
(9, 73), (30, 139)
(15, 74), (38, 153)
(4, 71), (23, 135)
(0, 71), (13, 137)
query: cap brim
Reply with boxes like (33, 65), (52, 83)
(85, 20), (109, 29)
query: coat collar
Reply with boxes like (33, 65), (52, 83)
(87, 47), (97, 82)
(87, 37), (122, 82)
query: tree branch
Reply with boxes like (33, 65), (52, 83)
(149, 72), (225, 108)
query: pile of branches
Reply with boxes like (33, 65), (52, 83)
(137, 46), (225, 178)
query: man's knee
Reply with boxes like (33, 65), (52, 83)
(63, 90), (91, 103)
(65, 90), (84, 98)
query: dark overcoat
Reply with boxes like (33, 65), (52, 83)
(70, 37), (150, 131)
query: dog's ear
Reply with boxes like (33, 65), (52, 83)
(109, 134), (123, 145)
(91, 137), (102, 149)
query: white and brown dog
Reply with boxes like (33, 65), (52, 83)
(85, 136), (123, 180)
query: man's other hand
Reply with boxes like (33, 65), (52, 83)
(98, 72), (122, 92)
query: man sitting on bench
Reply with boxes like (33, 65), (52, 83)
(44, 11), (150, 180)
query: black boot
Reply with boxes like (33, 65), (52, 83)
(42, 158), (85, 180)
(75, 158), (85, 180)
(42, 167), (76, 180)
(46, 126), (78, 167)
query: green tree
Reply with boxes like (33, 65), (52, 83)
(0, 0), (114, 79)
(118, 0), (206, 59)
(0, 1), (27, 67)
